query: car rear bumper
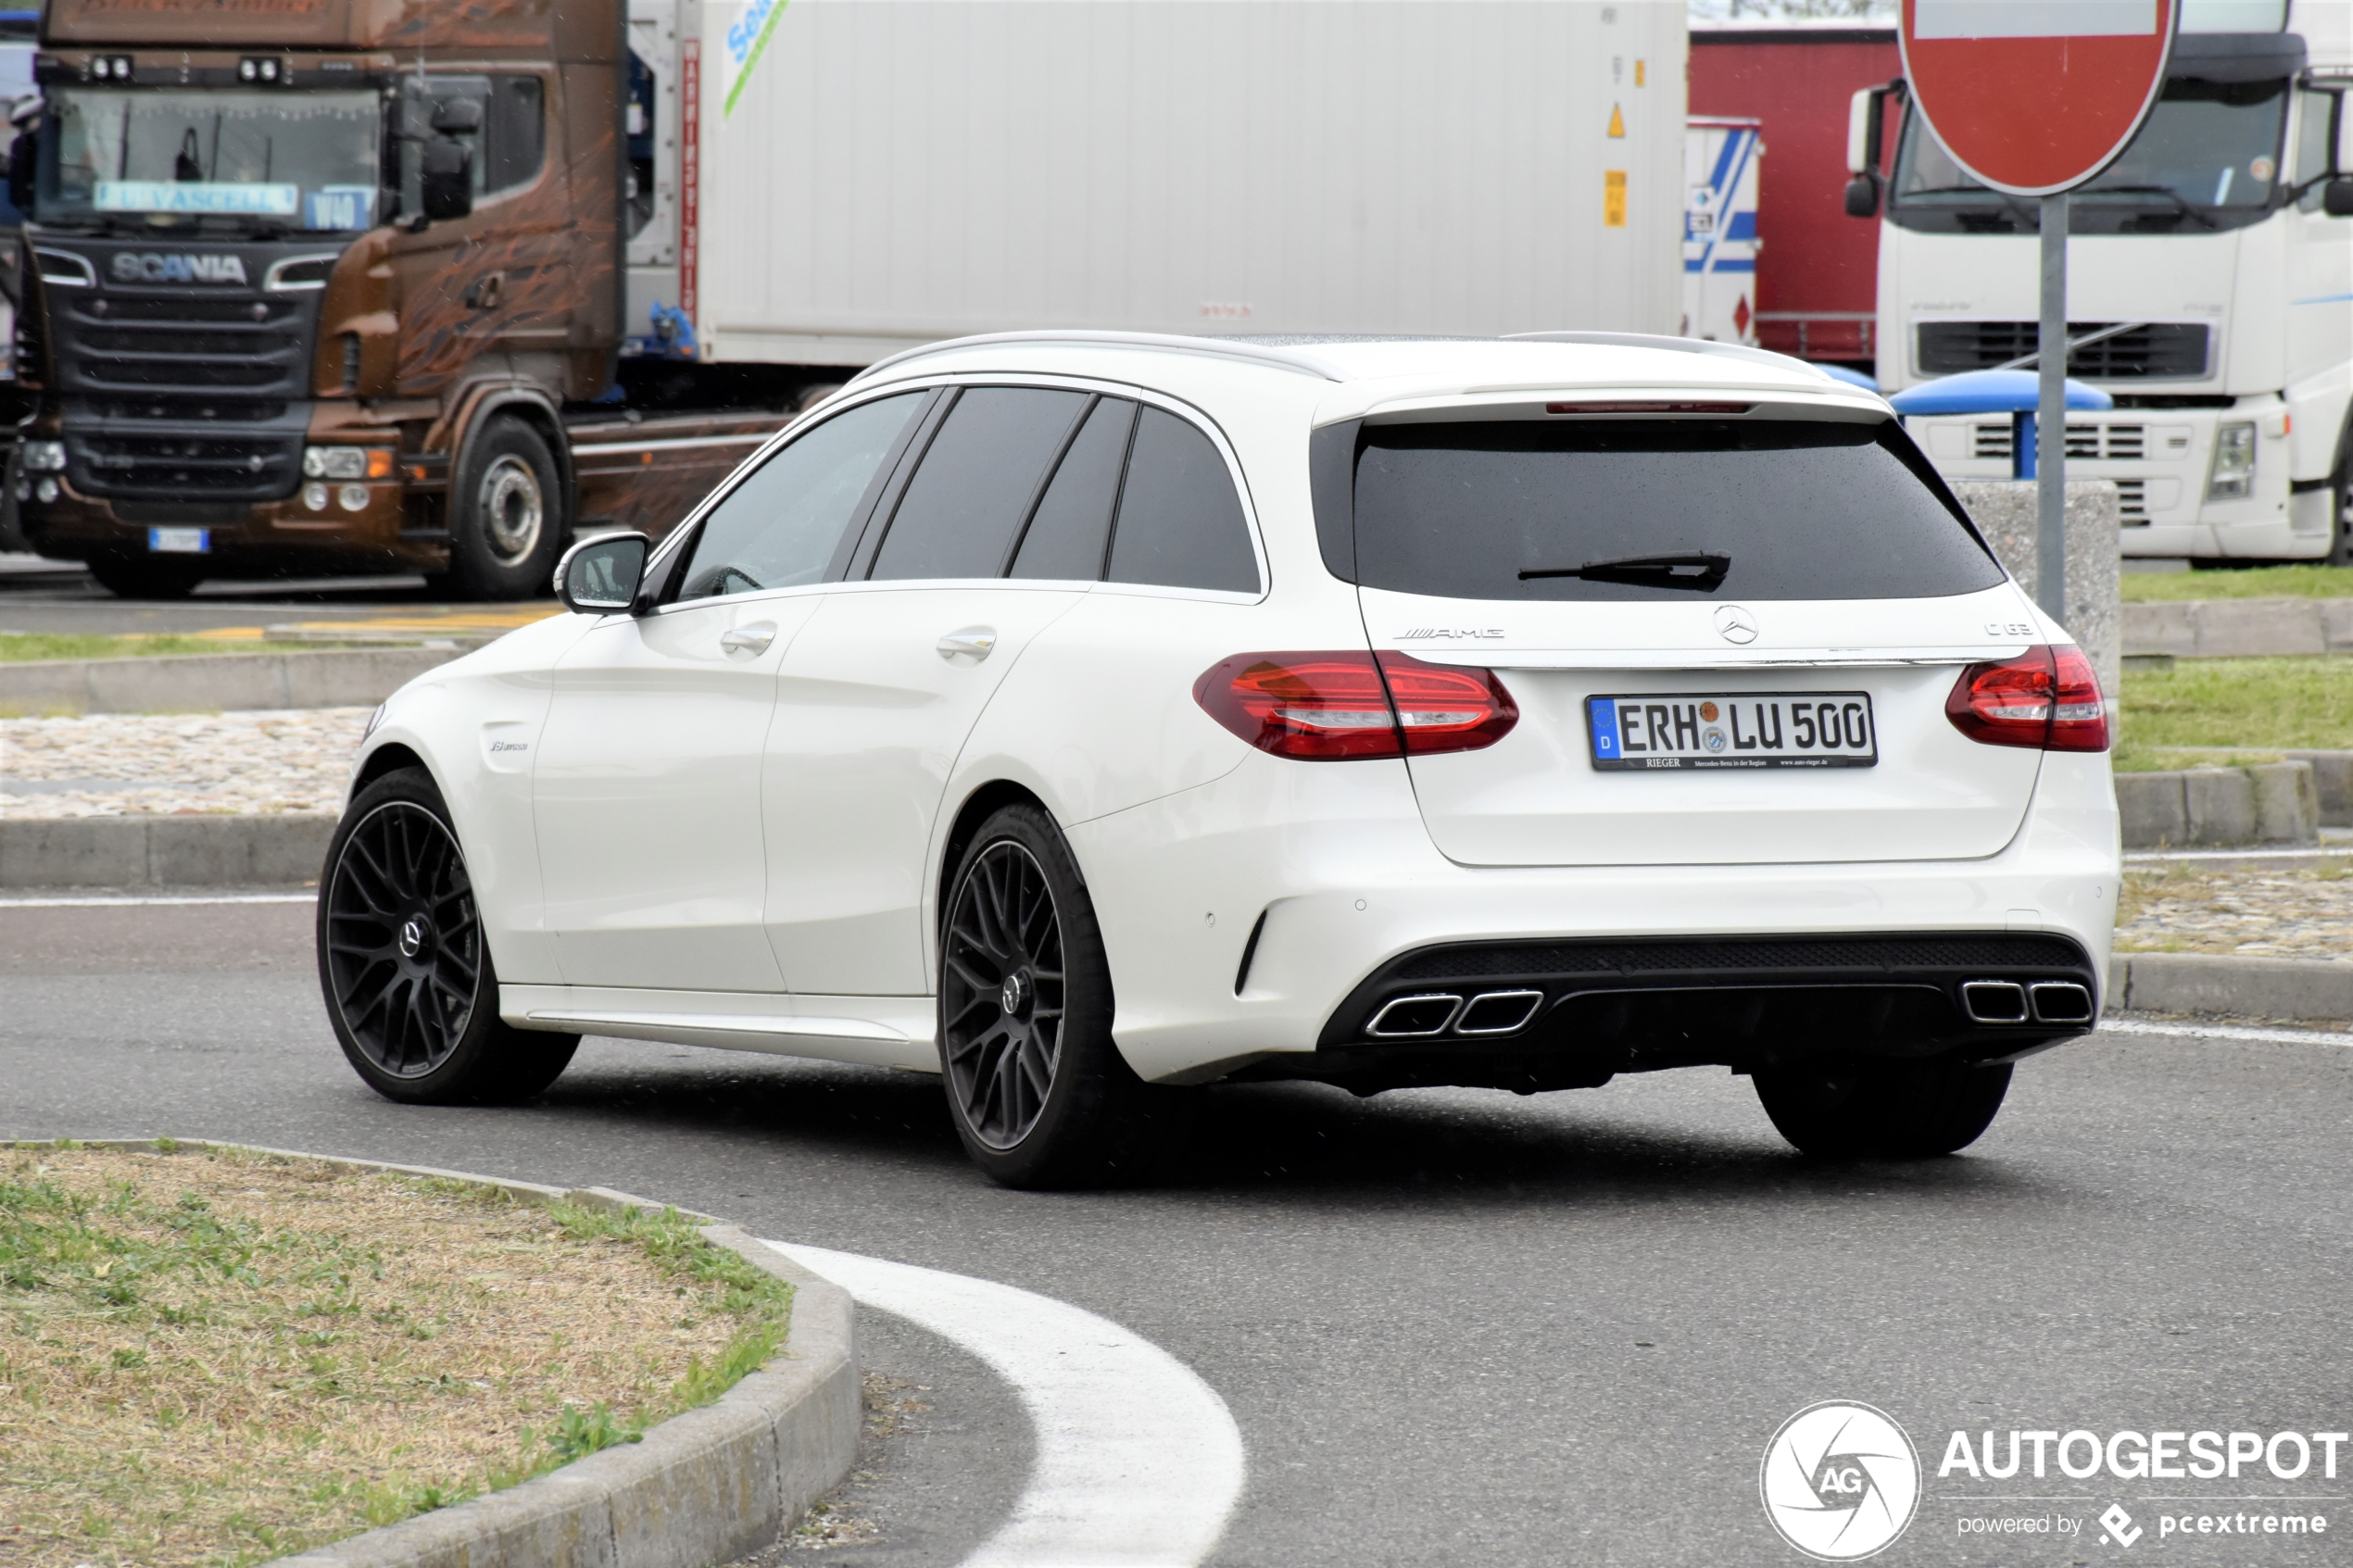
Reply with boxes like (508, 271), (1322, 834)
(1067, 747), (2120, 1085)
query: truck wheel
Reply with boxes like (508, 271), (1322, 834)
(84, 552), (206, 600)
(318, 765), (579, 1105)
(1753, 1058), (2013, 1159)
(447, 415), (565, 600)
(937, 803), (1193, 1188)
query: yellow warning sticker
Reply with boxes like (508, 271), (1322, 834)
(1607, 103), (1626, 138)
(1604, 169), (1627, 228)
(1636, 59), (1646, 87)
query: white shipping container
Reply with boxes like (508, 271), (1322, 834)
(648, 0), (1687, 367)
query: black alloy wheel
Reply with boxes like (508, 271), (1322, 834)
(936, 803), (1193, 1187)
(942, 838), (1066, 1149)
(323, 797), (481, 1080)
(316, 766), (577, 1104)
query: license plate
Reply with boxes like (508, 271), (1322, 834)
(1587, 693), (1877, 770)
(146, 527), (208, 555)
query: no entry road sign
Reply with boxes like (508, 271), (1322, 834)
(1900, 0), (2180, 194)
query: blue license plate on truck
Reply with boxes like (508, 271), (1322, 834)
(146, 527), (209, 555)
(1586, 693), (1877, 770)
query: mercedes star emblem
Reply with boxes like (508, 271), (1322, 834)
(1715, 605), (1759, 645)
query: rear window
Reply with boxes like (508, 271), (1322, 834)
(1347, 420), (2003, 602)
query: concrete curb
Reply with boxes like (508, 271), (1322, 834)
(0, 646), (461, 716)
(2113, 760), (2320, 847)
(2122, 596), (2353, 659)
(2108, 952), (2353, 1025)
(23, 1139), (860, 1568)
(0, 812), (335, 887)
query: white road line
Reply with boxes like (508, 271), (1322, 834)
(0, 891), (315, 909)
(766, 1240), (1245, 1568)
(2100, 1017), (2353, 1048)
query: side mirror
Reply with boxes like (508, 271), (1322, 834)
(555, 532), (649, 613)
(420, 138), (472, 221)
(1844, 173), (1881, 219)
(431, 97), (484, 135)
(2325, 177), (2353, 218)
(6, 130), (33, 213)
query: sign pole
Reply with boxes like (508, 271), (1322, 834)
(2035, 193), (2068, 623)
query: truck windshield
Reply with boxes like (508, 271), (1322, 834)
(1890, 77), (2289, 234)
(38, 88), (382, 231)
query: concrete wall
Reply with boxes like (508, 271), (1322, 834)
(1952, 480), (2122, 700)
(0, 647), (459, 716)
(2112, 761), (2320, 848)
(2123, 597), (2353, 659)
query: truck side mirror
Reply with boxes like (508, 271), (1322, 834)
(1844, 174), (1881, 219)
(2325, 177), (2353, 218)
(6, 131), (33, 213)
(420, 139), (473, 221)
(555, 532), (649, 613)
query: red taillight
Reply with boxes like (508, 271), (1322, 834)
(1193, 650), (1518, 760)
(1945, 644), (2109, 753)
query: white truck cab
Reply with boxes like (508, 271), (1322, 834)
(1854, 1), (2353, 562)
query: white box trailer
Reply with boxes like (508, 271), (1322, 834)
(1682, 115), (1762, 346)
(624, 0), (1688, 370)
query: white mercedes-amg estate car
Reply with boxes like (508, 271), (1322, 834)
(318, 332), (2120, 1186)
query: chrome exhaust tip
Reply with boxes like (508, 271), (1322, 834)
(2028, 981), (2095, 1024)
(1959, 979), (2031, 1025)
(1453, 989), (1545, 1036)
(1365, 993), (1464, 1038)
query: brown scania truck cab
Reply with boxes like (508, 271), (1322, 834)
(10, 0), (786, 598)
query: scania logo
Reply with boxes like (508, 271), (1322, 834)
(109, 252), (248, 284)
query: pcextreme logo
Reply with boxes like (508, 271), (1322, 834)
(1761, 1401), (1923, 1561)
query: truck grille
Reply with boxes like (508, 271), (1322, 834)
(75, 431), (298, 495)
(1919, 321), (2210, 380)
(1969, 422), (2146, 462)
(38, 241), (331, 503)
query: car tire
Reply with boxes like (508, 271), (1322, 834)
(84, 551), (205, 599)
(446, 414), (565, 601)
(317, 765), (578, 1105)
(1753, 1057), (2013, 1159)
(937, 803), (1192, 1188)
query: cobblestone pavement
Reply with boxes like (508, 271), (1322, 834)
(2117, 858), (2353, 962)
(0, 707), (368, 817)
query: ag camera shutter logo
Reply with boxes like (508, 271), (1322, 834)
(1760, 1400), (1921, 1560)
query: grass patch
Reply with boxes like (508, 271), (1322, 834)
(0, 633), (260, 664)
(2113, 656), (2353, 770)
(0, 1143), (790, 1567)
(2120, 564), (2353, 602)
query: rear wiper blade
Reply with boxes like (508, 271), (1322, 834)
(1521, 552), (1730, 590)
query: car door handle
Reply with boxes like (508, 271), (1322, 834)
(937, 627), (997, 662)
(721, 622), (777, 656)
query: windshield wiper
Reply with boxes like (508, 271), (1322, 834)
(1902, 184), (2040, 228)
(1521, 552), (1730, 591)
(2079, 184), (2220, 230)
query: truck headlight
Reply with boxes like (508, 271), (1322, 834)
(302, 445), (393, 481)
(21, 440), (66, 472)
(2207, 421), (2256, 501)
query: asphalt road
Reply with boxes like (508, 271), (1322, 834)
(0, 558), (526, 636)
(5, 898), (2350, 1567)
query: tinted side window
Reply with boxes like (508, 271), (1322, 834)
(1106, 408), (1259, 594)
(1011, 396), (1135, 580)
(676, 393), (923, 602)
(1351, 420), (2003, 603)
(871, 388), (1088, 581)
(484, 76), (545, 194)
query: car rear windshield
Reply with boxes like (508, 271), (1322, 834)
(1347, 419), (2004, 602)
